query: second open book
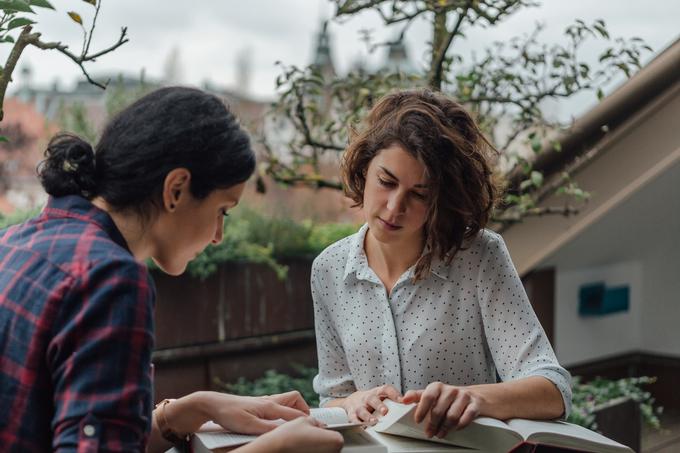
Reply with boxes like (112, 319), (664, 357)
(372, 400), (633, 452)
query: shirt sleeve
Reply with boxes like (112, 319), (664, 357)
(476, 233), (572, 418)
(46, 259), (155, 452)
(310, 257), (357, 407)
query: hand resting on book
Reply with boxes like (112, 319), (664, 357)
(401, 381), (482, 439)
(325, 384), (402, 424)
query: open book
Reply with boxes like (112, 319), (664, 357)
(371, 400), (634, 453)
(191, 406), (387, 453)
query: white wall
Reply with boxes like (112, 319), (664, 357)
(640, 216), (680, 356)
(554, 262), (642, 365)
(541, 155), (680, 366)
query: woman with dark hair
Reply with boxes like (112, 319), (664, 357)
(0, 87), (342, 453)
(312, 89), (571, 440)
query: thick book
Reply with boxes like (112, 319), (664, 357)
(371, 400), (634, 453)
(190, 406), (387, 453)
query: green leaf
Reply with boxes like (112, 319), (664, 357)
(530, 171), (544, 188)
(28, 0), (53, 9)
(7, 17), (34, 30)
(0, 0), (34, 13)
(0, 135), (9, 143)
(82, 0), (96, 5)
(531, 134), (542, 153)
(596, 87), (605, 101)
(2, 35), (15, 43)
(552, 141), (562, 152)
(67, 11), (83, 25)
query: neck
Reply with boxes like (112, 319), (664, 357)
(91, 197), (153, 261)
(364, 228), (423, 280)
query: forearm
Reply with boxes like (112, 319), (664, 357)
(234, 436), (282, 453)
(468, 376), (565, 420)
(146, 393), (210, 453)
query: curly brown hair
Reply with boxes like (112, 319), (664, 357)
(342, 88), (503, 280)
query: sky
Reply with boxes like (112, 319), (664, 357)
(4, 0), (680, 119)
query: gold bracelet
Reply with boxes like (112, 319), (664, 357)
(155, 398), (188, 444)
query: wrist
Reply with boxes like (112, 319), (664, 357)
(466, 384), (493, 417)
(166, 392), (212, 435)
(155, 398), (190, 445)
(250, 429), (284, 453)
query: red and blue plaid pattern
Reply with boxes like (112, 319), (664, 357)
(0, 195), (155, 452)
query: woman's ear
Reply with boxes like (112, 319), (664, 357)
(162, 168), (192, 212)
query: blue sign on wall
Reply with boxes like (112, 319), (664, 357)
(579, 282), (629, 316)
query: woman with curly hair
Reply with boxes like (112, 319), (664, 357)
(311, 88), (571, 440)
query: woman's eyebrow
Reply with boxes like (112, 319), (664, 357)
(379, 166), (428, 189)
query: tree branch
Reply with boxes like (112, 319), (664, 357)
(428, 4), (468, 89)
(0, 26), (34, 122)
(30, 26), (129, 89)
(494, 204), (581, 227)
(292, 84), (345, 152)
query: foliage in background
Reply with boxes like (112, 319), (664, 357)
(0, 204), (39, 229)
(568, 375), (662, 431)
(175, 207), (357, 280)
(220, 367), (662, 431)
(57, 74), (155, 142)
(0, 204), (358, 280)
(0, 0), (127, 124)
(261, 0), (653, 226)
(216, 365), (320, 408)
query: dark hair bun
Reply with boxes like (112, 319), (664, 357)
(38, 133), (97, 198)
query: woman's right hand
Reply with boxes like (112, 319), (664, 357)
(246, 417), (343, 453)
(339, 384), (402, 424)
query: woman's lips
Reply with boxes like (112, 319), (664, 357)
(378, 217), (402, 231)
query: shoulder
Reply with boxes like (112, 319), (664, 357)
(451, 228), (506, 263)
(3, 213), (154, 299)
(312, 229), (357, 274)
(431, 229), (508, 280)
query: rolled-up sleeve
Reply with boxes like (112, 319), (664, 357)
(47, 259), (155, 452)
(477, 233), (572, 418)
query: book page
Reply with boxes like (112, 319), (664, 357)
(193, 430), (256, 449)
(366, 429), (475, 452)
(311, 406), (351, 425)
(373, 400), (521, 451)
(507, 419), (633, 453)
(311, 406), (367, 430)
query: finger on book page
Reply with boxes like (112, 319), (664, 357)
(455, 400), (479, 430)
(400, 389), (424, 404)
(429, 389), (460, 437)
(366, 394), (387, 416)
(414, 384), (442, 424)
(377, 384), (401, 402)
(266, 391), (311, 414)
(355, 405), (375, 424)
(262, 402), (308, 421)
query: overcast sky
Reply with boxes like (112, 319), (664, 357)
(4, 0), (679, 118)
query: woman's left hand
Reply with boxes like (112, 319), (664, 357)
(401, 382), (483, 438)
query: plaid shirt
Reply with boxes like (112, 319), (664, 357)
(0, 195), (155, 452)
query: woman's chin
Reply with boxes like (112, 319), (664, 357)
(151, 256), (187, 276)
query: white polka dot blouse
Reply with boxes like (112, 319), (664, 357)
(311, 224), (572, 416)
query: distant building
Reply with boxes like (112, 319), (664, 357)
(383, 38), (418, 75)
(1, 71), (270, 214)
